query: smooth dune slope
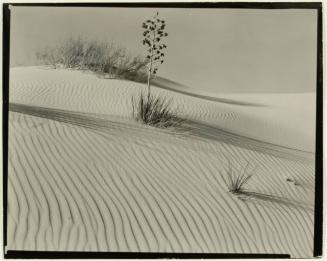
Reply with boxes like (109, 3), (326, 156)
(7, 67), (315, 257)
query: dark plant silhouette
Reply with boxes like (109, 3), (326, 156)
(225, 161), (257, 194)
(142, 12), (168, 100)
(132, 12), (179, 129)
(131, 93), (183, 128)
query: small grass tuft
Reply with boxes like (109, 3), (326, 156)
(132, 93), (183, 128)
(226, 160), (257, 195)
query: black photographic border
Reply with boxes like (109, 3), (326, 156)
(2, 2), (323, 259)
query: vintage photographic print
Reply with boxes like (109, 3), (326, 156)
(3, 2), (323, 259)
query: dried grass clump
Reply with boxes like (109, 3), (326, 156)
(226, 161), (257, 194)
(132, 93), (183, 128)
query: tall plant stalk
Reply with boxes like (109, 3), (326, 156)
(142, 12), (168, 100)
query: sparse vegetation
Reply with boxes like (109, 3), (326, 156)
(225, 161), (257, 195)
(36, 37), (148, 82)
(132, 93), (183, 128)
(142, 12), (168, 99)
(132, 12), (177, 129)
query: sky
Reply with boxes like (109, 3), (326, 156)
(10, 6), (317, 93)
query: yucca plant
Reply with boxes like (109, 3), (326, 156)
(133, 12), (178, 129)
(132, 93), (182, 128)
(226, 161), (257, 195)
(142, 12), (168, 100)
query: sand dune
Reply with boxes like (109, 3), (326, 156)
(9, 67), (315, 152)
(7, 67), (315, 257)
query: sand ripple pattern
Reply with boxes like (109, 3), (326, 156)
(7, 67), (315, 257)
(8, 108), (314, 256)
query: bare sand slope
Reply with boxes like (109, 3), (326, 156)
(7, 67), (315, 257)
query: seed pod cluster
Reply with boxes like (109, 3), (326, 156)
(142, 12), (168, 76)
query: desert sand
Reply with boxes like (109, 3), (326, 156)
(7, 66), (315, 257)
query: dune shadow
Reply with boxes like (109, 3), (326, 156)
(9, 102), (190, 140)
(151, 80), (267, 107)
(180, 119), (314, 163)
(9, 102), (314, 164)
(235, 190), (314, 211)
(9, 102), (140, 133)
(83, 72), (267, 107)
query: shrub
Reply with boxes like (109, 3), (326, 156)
(35, 37), (147, 82)
(131, 93), (183, 128)
(225, 161), (257, 195)
(59, 36), (85, 68)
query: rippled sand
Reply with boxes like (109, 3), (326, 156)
(7, 67), (315, 257)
